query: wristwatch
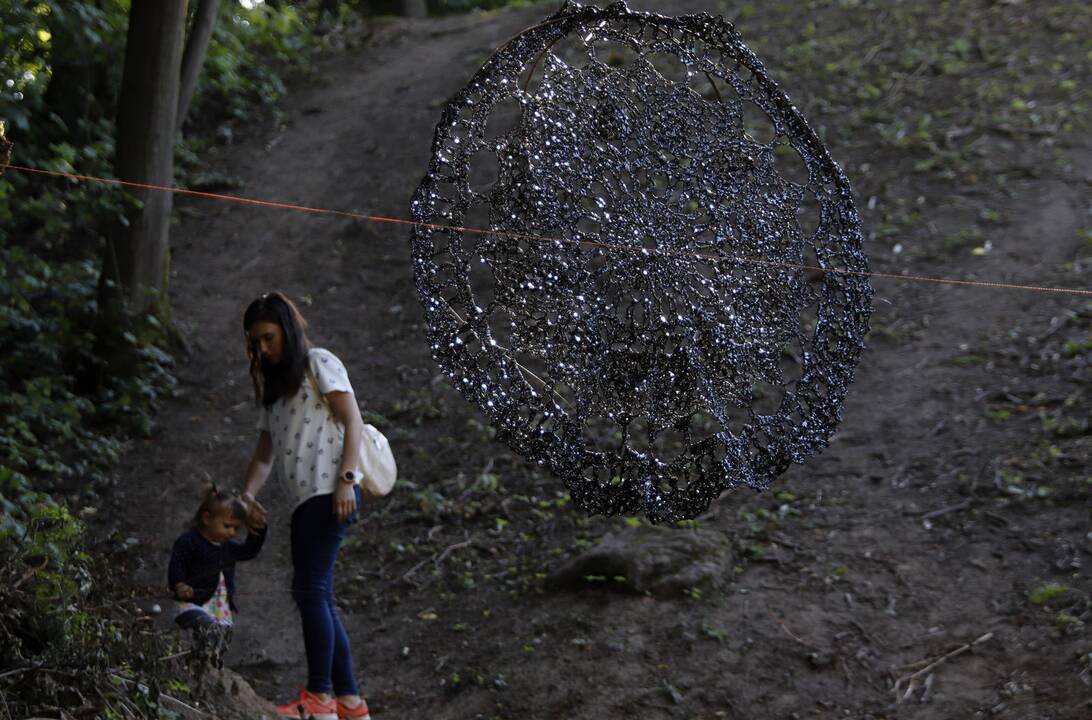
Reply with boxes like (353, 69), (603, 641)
(341, 470), (359, 485)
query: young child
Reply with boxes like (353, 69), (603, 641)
(168, 485), (266, 632)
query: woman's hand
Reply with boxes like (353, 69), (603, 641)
(327, 392), (364, 523)
(334, 481), (357, 523)
(242, 493), (268, 530)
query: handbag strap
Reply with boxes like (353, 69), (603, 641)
(303, 367), (323, 406)
(304, 364), (333, 414)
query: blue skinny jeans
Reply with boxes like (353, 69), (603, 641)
(290, 486), (361, 695)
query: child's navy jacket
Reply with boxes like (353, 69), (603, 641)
(167, 526), (266, 610)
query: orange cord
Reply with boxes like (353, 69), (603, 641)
(3, 162), (1089, 298)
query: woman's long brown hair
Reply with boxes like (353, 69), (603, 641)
(242, 292), (311, 407)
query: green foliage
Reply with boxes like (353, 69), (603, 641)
(1029, 583), (1069, 606)
(0, 3), (336, 715)
(0, 2), (129, 251)
(0, 503), (177, 717)
(0, 0), (336, 509)
(0, 3), (51, 134)
(0, 244), (178, 504)
(0, 2), (124, 134)
(186, 2), (320, 137)
(0, 0), (322, 252)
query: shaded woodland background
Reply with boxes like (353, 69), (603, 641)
(0, 1), (542, 715)
(1, 1), (1089, 718)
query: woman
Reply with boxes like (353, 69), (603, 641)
(240, 292), (371, 720)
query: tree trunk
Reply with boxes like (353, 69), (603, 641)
(401, 0), (428, 18)
(98, 0), (187, 327)
(177, 0), (221, 129)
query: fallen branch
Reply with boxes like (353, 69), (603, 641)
(400, 534), (475, 582)
(905, 498), (972, 520)
(109, 672), (209, 718)
(991, 123), (1057, 137)
(768, 611), (817, 650)
(13, 557), (49, 591)
(893, 632), (993, 702)
(922, 498), (973, 520)
(0, 667), (30, 682)
(433, 536), (474, 567)
(769, 532), (804, 552)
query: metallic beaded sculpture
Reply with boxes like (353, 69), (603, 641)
(410, 0), (873, 522)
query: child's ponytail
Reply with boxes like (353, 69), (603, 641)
(190, 484), (248, 529)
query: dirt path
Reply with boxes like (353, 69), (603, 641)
(102, 2), (1090, 718)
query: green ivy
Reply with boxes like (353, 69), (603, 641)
(0, 3), (370, 715)
(185, 2), (320, 137)
(0, 502), (178, 717)
(0, 1), (328, 511)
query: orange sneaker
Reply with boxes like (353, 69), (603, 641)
(275, 689), (338, 720)
(337, 697), (371, 720)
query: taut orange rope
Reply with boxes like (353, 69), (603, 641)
(3, 162), (1089, 298)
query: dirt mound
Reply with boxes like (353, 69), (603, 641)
(548, 525), (734, 598)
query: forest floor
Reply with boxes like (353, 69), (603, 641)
(96, 1), (1089, 718)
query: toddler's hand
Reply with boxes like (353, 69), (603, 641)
(174, 582), (194, 600)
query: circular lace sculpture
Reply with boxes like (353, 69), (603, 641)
(410, 0), (873, 522)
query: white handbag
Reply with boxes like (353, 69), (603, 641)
(356, 423), (397, 498)
(306, 367), (397, 498)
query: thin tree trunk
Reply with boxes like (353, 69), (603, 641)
(177, 0), (221, 129)
(99, 0), (187, 322)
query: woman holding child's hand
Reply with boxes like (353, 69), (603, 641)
(240, 292), (371, 720)
(168, 487), (266, 631)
